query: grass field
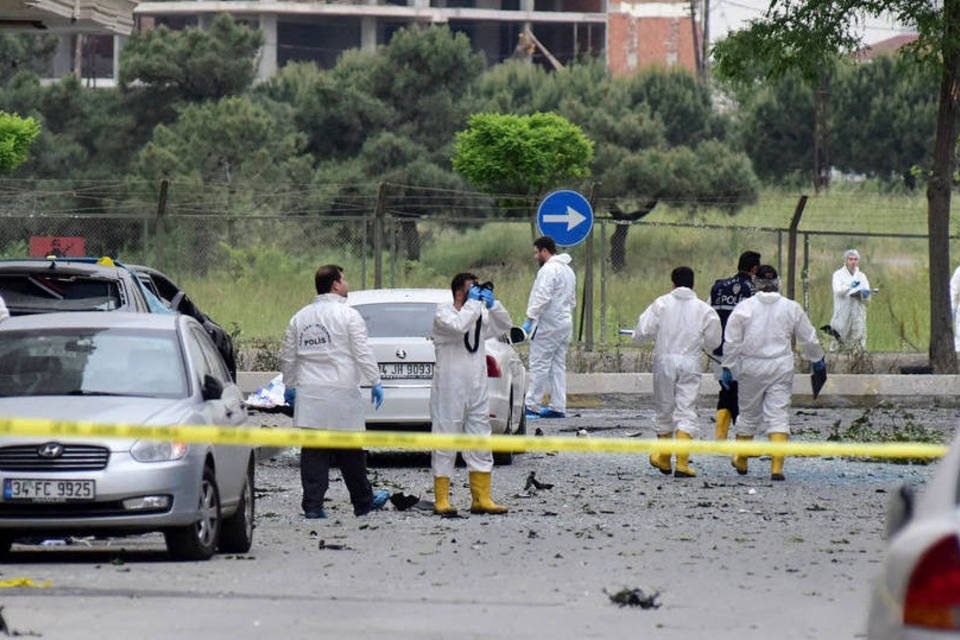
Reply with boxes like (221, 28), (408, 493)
(175, 187), (947, 352)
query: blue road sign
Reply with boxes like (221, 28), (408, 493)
(536, 190), (593, 247)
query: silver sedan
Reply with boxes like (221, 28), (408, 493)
(0, 312), (254, 560)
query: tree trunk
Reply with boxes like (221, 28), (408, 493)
(607, 200), (658, 273)
(927, 0), (960, 373)
(400, 219), (420, 261)
(610, 223), (628, 273)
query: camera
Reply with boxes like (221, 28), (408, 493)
(478, 281), (494, 291)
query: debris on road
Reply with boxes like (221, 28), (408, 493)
(605, 587), (661, 609)
(524, 471), (554, 491)
(389, 493), (420, 511)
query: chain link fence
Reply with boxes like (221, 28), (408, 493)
(0, 178), (946, 352)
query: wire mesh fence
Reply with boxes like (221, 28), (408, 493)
(0, 178), (947, 351)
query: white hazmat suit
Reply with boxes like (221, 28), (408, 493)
(830, 253), (871, 350)
(633, 287), (721, 437)
(524, 253), (577, 414)
(430, 298), (512, 478)
(280, 293), (380, 431)
(723, 292), (824, 436)
(950, 266), (960, 351)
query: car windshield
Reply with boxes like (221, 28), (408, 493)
(0, 328), (187, 399)
(0, 274), (123, 313)
(354, 302), (438, 338)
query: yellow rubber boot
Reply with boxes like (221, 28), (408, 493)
(433, 477), (458, 516)
(674, 431), (696, 478)
(649, 433), (673, 475)
(469, 471), (508, 515)
(769, 432), (788, 481)
(731, 435), (752, 475)
(715, 409), (732, 440)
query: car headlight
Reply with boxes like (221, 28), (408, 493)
(131, 440), (189, 462)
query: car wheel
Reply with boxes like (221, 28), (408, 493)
(0, 532), (14, 558)
(219, 459), (255, 553)
(164, 465), (221, 561)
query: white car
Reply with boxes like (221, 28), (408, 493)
(866, 428), (960, 639)
(348, 288), (528, 464)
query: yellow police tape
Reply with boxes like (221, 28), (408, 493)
(0, 577), (52, 588)
(0, 416), (948, 459)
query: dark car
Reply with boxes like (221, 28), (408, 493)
(129, 265), (237, 381)
(0, 257), (162, 316)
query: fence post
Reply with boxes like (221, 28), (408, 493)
(599, 219), (607, 345)
(361, 213), (368, 290)
(802, 232), (810, 312)
(155, 179), (168, 271)
(786, 195), (808, 301)
(373, 182), (386, 288)
(777, 229), (783, 275)
(582, 183), (598, 350)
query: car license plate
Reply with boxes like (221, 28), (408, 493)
(3, 478), (96, 502)
(379, 362), (434, 380)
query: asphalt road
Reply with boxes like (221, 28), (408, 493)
(0, 404), (954, 639)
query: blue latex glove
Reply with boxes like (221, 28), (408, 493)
(850, 280), (860, 288)
(861, 289), (871, 300)
(812, 358), (826, 374)
(467, 285), (483, 302)
(283, 387), (296, 408)
(522, 319), (534, 335)
(480, 288), (495, 309)
(720, 367), (734, 391)
(371, 384), (384, 410)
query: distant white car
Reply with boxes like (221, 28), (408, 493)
(348, 288), (528, 464)
(866, 429), (960, 639)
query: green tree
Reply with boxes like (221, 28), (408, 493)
(0, 110), (40, 172)
(830, 54), (939, 184)
(712, 0), (960, 372)
(600, 141), (759, 271)
(255, 61), (391, 161)
(733, 71), (816, 184)
(0, 34), (57, 85)
(366, 25), (486, 150)
(452, 112), (593, 197)
(119, 14), (262, 104)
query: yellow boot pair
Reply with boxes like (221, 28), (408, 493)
(649, 432), (697, 478)
(730, 433), (789, 480)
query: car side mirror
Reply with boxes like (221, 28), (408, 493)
(510, 327), (527, 344)
(201, 374), (224, 401)
(884, 483), (915, 539)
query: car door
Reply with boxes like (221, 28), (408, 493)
(184, 325), (249, 503)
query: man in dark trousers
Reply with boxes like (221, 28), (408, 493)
(709, 251), (761, 440)
(280, 264), (389, 519)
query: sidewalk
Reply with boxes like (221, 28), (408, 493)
(237, 371), (960, 407)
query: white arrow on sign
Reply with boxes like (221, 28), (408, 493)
(542, 205), (587, 231)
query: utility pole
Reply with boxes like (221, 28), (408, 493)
(702, 0), (710, 82)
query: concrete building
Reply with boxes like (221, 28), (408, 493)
(0, 0), (136, 85)
(131, 0), (702, 80)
